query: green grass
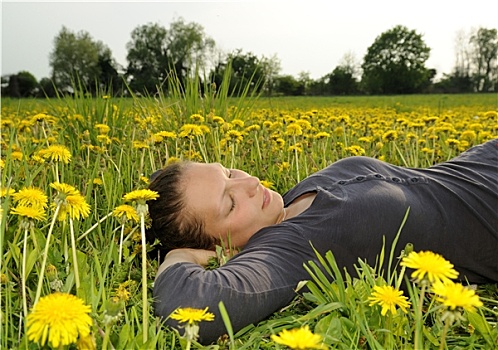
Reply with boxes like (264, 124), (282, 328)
(1, 88), (497, 349)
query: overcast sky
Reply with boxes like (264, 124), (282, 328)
(2, 0), (497, 81)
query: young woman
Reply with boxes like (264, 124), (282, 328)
(146, 139), (498, 344)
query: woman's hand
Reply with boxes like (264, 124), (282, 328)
(156, 248), (217, 278)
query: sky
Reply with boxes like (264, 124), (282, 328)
(2, 0), (498, 82)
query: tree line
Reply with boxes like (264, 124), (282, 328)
(2, 18), (497, 98)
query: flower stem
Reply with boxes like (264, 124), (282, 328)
(140, 213), (148, 343)
(439, 318), (451, 350)
(69, 218), (80, 290)
(118, 224), (125, 264)
(21, 227), (29, 317)
(34, 204), (61, 305)
(414, 282), (427, 349)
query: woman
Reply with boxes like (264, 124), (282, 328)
(147, 139), (498, 344)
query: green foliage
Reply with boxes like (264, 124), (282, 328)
(126, 18), (215, 95)
(469, 27), (498, 92)
(50, 26), (118, 94)
(362, 25), (432, 94)
(1, 84), (497, 349)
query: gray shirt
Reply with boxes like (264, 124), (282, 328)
(154, 139), (498, 343)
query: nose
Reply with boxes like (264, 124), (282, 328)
(232, 175), (260, 197)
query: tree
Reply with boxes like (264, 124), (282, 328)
(210, 50), (266, 96)
(126, 18), (215, 94)
(361, 25), (432, 94)
(469, 27), (498, 92)
(274, 75), (303, 96)
(50, 26), (117, 94)
(126, 23), (169, 94)
(326, 66), (359, 95)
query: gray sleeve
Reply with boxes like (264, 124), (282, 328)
(152, 230), (314, 344)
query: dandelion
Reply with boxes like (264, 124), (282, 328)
(432, 280), (483, 312)
(123, 188), (158, 342)
(260, 180), (274, 189)
(155, 130), (177, 139)
(11, 151), (24, 161)
(132, 140), (149, 149)
(170, 307), (215, 325)
(271, 325), (327, 350)
(315, 131), (331, 139)
(112, 205), (138, 223)
(10, 205), (46, 222)
(12, 186), (48, 208)
(368, 285), (411, 316)
(179, 124), (203, 138)
(170, 307), (215, 348)
(382, 130), (398, 142)
(38, 144), (72, 164)
(26, 292), (92, 349)
(50, 182), (79, 196)
(225, 130), (244, 143)
(94, 123), (110, 134)
(55, 193), (91, 221)
(190, 113), (204, 123)
(401, 250), (459, 284)
(286, 123), (303, 136)
(402, 250), (459, 349)
(123, 189), (159, 205)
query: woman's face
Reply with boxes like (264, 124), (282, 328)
(183, 163), (285, 247)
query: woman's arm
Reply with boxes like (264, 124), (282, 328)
(156, 248), (216, 278)
(152, 229), (314, 344)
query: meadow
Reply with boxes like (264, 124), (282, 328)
(1, 87), (497, 349)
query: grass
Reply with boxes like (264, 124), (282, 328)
(1, 82), (497, 349)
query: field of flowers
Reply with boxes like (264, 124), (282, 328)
(1, 89), (497, 349)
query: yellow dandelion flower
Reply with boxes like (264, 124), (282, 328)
(76, 333), (96, 350)
(97, 135), (112, 144)
(401, 251), (459, 284)
(0, 159), (4, 169)
(345, 145), (366, 156)
(11, 151), (24, 161)
(212, 116), (225, 124)
(260, 180), (274, 189)
(123, 189), (159, 203)
(382, 130), (399, 142)
(225, 130), (244, 143)
(169, 307), (215, 325)
(50, 182), (79, 196)
(133, 140), (149, 149)
(432, 280), (483, 312)
(38, 145), (72, 164)
(315, 131), (331, 140)
(167, 156), (180, 165)
(155, 131), (177, 139)
(31, 155), (45, 164)
(232, 119), (245, 128)
(92, 178), (103, 186)
(1, 187), (16, 198)
(94, 123), (110, 134)
(26, 292), (92, 348)
(12, 186), (48, 208)
(55, 194), (91, 221)
(179, 124), (203, 138)
(113, 204), (139, 223)
(368, 285), (411, 316)
(189, 113), (204, 123)
(271, 325), (327, 350)
(10, 205), (46, 222)
(286, 123), (303, 136)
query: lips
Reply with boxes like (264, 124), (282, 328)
(262, 186), (270, 209)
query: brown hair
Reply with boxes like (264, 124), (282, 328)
(146, 161), (218, 260)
